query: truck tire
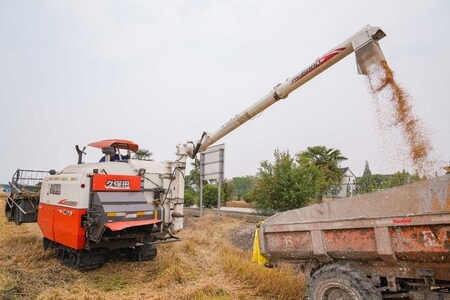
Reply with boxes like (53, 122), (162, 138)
(308, 264), (381, 300)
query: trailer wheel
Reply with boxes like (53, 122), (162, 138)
(308, 264), (381, 300)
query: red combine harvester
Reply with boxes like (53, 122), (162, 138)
(6, 140), (172, 269)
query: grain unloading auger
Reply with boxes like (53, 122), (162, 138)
(4, 25), (387, 270)
(173, 25), (387, 233)
(187, 24), (386, 157)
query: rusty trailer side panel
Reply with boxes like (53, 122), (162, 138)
(259, 175), (450, 282)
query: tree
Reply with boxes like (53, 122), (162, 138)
(388, 170), (420, 187)
(363, 160), (372, 177)
(297, 146), (347, 203)
(133, 149), (153, 161)
(186, 158), (201, 189)
(183, 158), (201, 206)
(183, 186), (197, 207)
(221, 180), (234, 203)
(356, 168), (420, 195)
(202, 184), (219, 208)
(251, 150), (326, 214)
(231, 176), (256, 200)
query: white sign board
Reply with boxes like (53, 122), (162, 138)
(200, 144), (225, 181)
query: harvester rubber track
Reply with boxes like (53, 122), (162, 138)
(44, 238), (105, 270)
(123, 244), (157, 261)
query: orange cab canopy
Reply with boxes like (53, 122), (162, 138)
(88, 139), (139, 153)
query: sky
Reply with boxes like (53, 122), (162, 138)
(1, 1), (449, 183)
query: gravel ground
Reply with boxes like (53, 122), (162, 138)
(228, 221), (257, 251)
(184, 214), (258, 251)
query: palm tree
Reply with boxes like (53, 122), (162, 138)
(133, 149), (153, 161)
(298, 146), (347, 203)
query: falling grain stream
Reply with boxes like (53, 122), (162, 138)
(367, 61), (432, 175)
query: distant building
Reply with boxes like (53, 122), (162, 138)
(324, 167), (357, 199)
(335, 167), (357, 198)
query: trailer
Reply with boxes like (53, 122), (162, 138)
(258, 175), (450, 299)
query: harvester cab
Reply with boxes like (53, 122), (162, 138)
(87, 139), (137, 162)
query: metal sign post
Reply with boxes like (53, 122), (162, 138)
(199, 144), (225, 217)
(199, 153), (204, 217)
